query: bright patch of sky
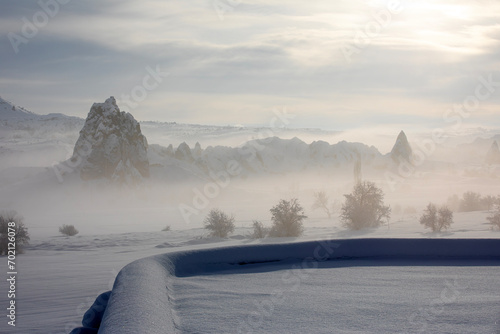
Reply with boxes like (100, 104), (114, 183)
(1, 0), (499, 130)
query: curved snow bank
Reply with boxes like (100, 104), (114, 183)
(89, 239), (500, 333)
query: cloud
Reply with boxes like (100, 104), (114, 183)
(1, 0), (499, 129)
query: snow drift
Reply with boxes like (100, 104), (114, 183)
(72, 238), (500, 333)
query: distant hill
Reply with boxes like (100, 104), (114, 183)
(0, 96), (39, 120)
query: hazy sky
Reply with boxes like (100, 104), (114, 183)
(1, 0), (499, 130)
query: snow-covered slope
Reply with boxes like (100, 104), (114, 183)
(0, 96), (39, 120)
(0, 97), (84, 171)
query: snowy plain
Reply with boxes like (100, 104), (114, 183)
(1, 216), (500, 334)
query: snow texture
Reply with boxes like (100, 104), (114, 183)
(92, 238), (500, 333)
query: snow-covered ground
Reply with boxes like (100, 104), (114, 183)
(173, 259), (500, 334)
(0, 216), (499, 333)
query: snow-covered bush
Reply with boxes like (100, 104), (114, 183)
(59, 224), (79, 236)
(420, 203), (454, 232)
(487, 206), (500, 230)
(0, 211), (30, 255)
(340, 181), (391, 230)
(204, 209), (235, 238)
(251, 221), (269, 239)
(269, 198), (307, 237)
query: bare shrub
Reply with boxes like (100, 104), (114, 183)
(487, 206), (500, 230)
(204, 209), (235, 238)
(59, 224), (79, 236)
(420, 203), (454, 232)
(251, 221), (269, 239)
(459, 191), (483, 212)
(269, 199), (307, 237)
(340, 181), (390, 230)
(481, 195), (498, 211)
(312, 191), (332, 218)
(0, 211), (30, 255)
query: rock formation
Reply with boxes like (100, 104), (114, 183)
(71, 97), (149, 182)
(390, 130), (412, 163)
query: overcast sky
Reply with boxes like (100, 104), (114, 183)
(1, 0), (499, 130)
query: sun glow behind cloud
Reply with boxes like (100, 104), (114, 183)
(0, 0), (499, 129)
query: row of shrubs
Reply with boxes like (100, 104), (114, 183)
(447, 192), (500, 212)
(202, 182), (392, 238)
(2, 183), (500, 254)
(204, 182), (500, 238)
(203, 198), (308, 239)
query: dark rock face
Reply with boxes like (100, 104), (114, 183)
(71, 97), (149, 181)
(390, 130), (412, 163)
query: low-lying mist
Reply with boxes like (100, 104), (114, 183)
(2, 159), (499, 240)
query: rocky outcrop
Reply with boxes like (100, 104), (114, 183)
(390, 130), (412, 163)
(71, 97), (149, 181)
(175, 142), (194, 162)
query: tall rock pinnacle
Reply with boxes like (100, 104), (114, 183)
(390, 130), (412, 162)
(71, 97), (149, 182)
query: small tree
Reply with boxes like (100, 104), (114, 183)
(59, 224), (79, 236)
(420, 203), (454, 232)
(340, 181), (391, 230)
(269, 199), (307, 237)
(312, 191), (332, 218)
(0, 211), (30, 255)
(459, 191), (483, 212)
(487, 206), (500, 230)
(480, 195), (497, 211)
(204, 209), (235, 238)
(251, 221), (269, 239)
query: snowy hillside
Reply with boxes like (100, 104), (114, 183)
(0, 97), (84, 171)
(0, 96), (39, 120)
(148, 137), (385, 181)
